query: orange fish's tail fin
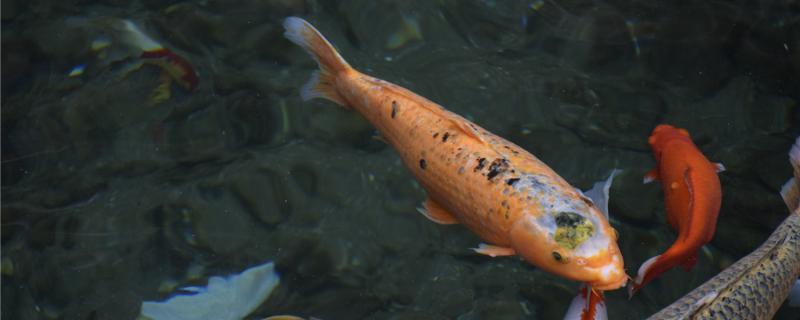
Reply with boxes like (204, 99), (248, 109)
(780, 137), (800, 211)
(283, 17), (351, 107)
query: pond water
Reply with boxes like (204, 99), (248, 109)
(2, 0), (798, 319)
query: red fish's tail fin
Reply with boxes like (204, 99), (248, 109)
(628, 242), (704, 297)
(283, 17), (352, 107)
(781, 137), (800, 211)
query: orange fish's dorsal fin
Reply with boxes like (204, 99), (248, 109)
(643, 168), (659, 184)
(283, 17), (351, 108)
(417, 198), (460, 225)
(472, 243), (516, 257)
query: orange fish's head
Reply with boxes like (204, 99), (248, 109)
(509, 205), (627, 291)
(647, 124), (691, 154)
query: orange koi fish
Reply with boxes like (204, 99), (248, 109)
(283, 17), (626, 290)
(629, 124), (724, 296)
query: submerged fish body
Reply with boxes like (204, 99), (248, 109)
(564, 285), (607, 320)
(630, 124), (724, 295)
(283, 17), (626, 290)
(650, 137), (800, 319)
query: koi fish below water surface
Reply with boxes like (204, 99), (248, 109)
(649, 137), (800, 320)
(630, 124), (724, 296)
(282, 17), (626, 290)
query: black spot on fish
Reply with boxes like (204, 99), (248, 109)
(487, 159), (509, 180)
(474, 158), (487, 172)
(433, 132), (439, 138)
(552, 251), (562, 262)
(506, 178), (520, 186)
(391, 101), (398, 118)
(442, 132), (450, 142)
(419, 159), (427, 170)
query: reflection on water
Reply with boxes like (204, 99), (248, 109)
(2, 0), (798, 319)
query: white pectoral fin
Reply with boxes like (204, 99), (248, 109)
(789, 278), (800, 307)
(472, 243), (516, 257)
(583, 169), (620, 219)
(714, 162), (725, 173)
(141, 261), (280, 320)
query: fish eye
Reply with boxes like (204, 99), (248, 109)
(552, 251), (568, 263)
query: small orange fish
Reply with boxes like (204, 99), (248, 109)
(629, 124), (724, 296)
(283, 17), (626, 290)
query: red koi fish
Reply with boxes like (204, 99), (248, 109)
(118, 19), (199, 91)
(629, 124), (724, 296)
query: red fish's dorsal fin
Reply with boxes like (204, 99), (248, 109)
(283, 17), (352, 107)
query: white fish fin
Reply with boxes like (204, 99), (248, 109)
(784, 137), (800, 211)
(119, 19), (163, 52)
(472, 243), (516, 257)
(141, 261), (279, 320)
(781, 178), (799, 212)
(643, 168), (659, 184)
(790, 136), (800, 178)
(283, 17), (350, 107)
(583, 169), (620, 219)
(563, 285), (607, 320)
(789, 279), (800, 307)
(714, 162), (725, 173)
(629, 254), (660, 298)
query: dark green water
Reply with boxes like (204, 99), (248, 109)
(2, 0), (798, 319)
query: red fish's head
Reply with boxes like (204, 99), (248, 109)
(647, 124), (691, 156)
(509, 207), (627, 291)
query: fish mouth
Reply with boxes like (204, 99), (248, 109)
(588, 274), (628, 291)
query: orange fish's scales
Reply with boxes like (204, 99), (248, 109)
(283, 17), (626, 290)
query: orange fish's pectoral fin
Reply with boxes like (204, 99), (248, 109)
(643, 168), (659, 184)
(472, 243), (516, 257)
(417, 198), (459, 225)
(371, 131), (387, 144)
(680, 253), (698, 271)
(714, 162), (726, 173)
